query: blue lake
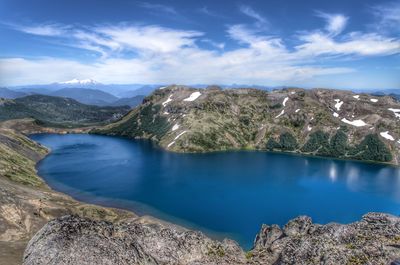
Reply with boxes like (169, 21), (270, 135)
(31, 133), (400, 249)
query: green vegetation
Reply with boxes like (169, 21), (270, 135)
(279, 132), (298, 151)
(0, 129), (47, 187)
(266, 138), (280, 150)
(301, 130), (330, 153)
(99, 103), (171, 140)
(267, 130), (392, 163)
(350, 134), (392, 162)
(0, 95), (130, 127)
(329, 130), (348, 157)
(266, 132), (298, 151)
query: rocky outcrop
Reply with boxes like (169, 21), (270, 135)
(23, 213), (400, 265)
(249, 213), (400, 264)
(23, 215), (246, 265)
(96, 86), (400, 165)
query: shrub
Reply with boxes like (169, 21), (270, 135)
(301, 130), (329, 153)
(266, 138), (280, 150)
(279, 132), (298, 151)
(351, 134), (392, 162)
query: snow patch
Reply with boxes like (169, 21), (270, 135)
(307, 125), (312, 131)
(167, 131), (187, 148)
(184, 92), (201, 102)
(380, 131), (394, 141)
(283, 97), (289, 106)
(59, 78), (99, 85)
(388, 108), (400, 118)
(333, 112), (339, 117)
(275, 109), (284, 118)
(174, 131), (186, 140)
(370, 98), (378, 103)
(334, 99), (343, 111)
(353, 95), (360, 99)
(341, 118), (367, 127)
(159, 86), (167, 90)
(172, 124), (179, 131)
(162, 94), (173, 107)
(163, 111), (169, 115)
(295, 109), (300, 113)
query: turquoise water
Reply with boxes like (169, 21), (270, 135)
(31, 133), (400, 249)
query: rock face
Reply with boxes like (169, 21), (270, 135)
(23, 215), (246, 265)
(24, 213), (400, 265)
(249, 213), (400, 265)
(96, 86), (400, 165)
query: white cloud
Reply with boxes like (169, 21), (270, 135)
(1, 11), (399, 87)
(239, 5), (268, 26)
(296, 31), (400, 57)
(13, 23), (67, 36)
(93, 25), (203, 54)
(316, 12), (348, 36)
(372, 1), (400, 31)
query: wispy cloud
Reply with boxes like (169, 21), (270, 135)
(316, 11), (349, 36)
(11, 23), (67, 36)
(137, 2), (178, 15)
(197, 6), (225, 18)
(371, 1), (400, 32)
(239, 5), (268, 27)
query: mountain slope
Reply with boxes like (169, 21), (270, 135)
(0, 95), (130, 127)
(96, 85), (400, 165)
(50, 87), (118, 106)
(109, 95), (145, 107)
(0, 87), (27, 99)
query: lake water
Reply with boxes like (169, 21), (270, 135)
(31, 133), (400, 249)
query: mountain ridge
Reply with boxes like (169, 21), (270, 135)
(96, 85), (400, 165)
(0, 95), (130, 127)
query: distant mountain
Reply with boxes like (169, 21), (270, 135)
(50, 88), (118, 106)
(10, 79), (162, 98)
(0, 87), (27, 99)
(110, 95), (145, 107)
(96, 85), (400, 165)
(0, 95), (130, 127)
(114, 85), (162, 98)
(371, 89), (400, 101)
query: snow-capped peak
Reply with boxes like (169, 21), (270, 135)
(59, 79), (100, 85)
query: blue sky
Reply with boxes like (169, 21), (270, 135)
(0, 0), (399, 89)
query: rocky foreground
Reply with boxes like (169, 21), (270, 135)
(23, 213), (400, 265)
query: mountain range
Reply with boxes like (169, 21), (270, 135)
(1, 79), (148, 107)
(3, 79), (400, 107)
